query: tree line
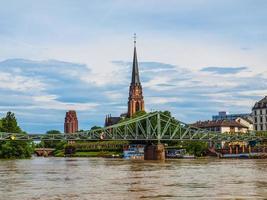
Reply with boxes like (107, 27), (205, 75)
(0, 111), (33, 158)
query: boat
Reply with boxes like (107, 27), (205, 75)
(166, 149), (195, 159)
(123, 144), (145, 160)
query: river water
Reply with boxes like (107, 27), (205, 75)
(0, 157), (267, 200)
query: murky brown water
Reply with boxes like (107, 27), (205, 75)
(0, 157), (267, 200)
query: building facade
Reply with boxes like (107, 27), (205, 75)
(212, 111), (251, 121)
(193, 120), (249, 133)
(127, 37), (145, 117)
(252, 96), (267, 131)
(235, 117), (253, 131)
(105, 114), (121, 127)
(64, 110), (78, 133)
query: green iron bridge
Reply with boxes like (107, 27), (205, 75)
(0, 112), (266, 142)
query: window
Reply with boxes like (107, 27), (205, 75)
(254, 110), (257, 115)
(260, 124), (263, 131)
(254, 117), (257, 123)
(260, 110), (263, 115)
(254, 125), (257, 131)
(260, 117), (263, 123)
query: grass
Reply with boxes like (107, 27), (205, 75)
(54, 150), (65, 157)
(73, 151), (122, 157)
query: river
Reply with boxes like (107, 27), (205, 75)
(0, 157), (267, 200)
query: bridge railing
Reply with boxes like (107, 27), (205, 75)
(0, 112), (266, 142)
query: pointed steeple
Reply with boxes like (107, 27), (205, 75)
(128, 33), (145, 117)
(131, 33), (141, 85)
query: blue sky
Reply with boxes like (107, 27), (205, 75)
(0, 0), (267, 133)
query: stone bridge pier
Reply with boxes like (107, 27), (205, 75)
(144, 143), (165, 160)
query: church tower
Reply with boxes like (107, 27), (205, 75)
(64, 110), (78, 134)
(128, 34), (145, 117)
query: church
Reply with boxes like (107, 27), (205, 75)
(105, 35), (145, 126)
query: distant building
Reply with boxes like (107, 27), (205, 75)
(64, 110), (78, 133)
(193, 120), (249, 133)
(252, 96), (267, 131)
(105, 114), (121, 127)
(212, 111), (251, 121)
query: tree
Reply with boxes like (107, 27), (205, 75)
(46, 130), (61, 135)
(0, 111), (33, 158)
(0, 111), (21, 133)
(90, 126), (102, 130)
(39, 130), (65, 149)
(183, 141), (208, 157)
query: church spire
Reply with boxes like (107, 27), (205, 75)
(131, 33), (141, 85)
(128, 33), (145, 117)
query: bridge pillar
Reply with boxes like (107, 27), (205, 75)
(144, 144), (165, 160)
(235, 146), (239, 154)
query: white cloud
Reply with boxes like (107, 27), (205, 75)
(0, 72), (46, 92)
(146, 97), (184, 105)
(32, 95), (99, 111)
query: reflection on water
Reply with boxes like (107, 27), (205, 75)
(0, 157), (267, 200)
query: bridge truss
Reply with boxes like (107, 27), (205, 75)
(0, 112), (266, 142)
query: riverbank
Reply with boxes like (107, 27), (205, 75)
(54, 150), (122, 158)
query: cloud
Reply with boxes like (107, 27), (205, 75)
(200, 66), (248, 74)
(0, 58), (267, 132)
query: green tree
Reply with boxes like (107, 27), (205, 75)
(183, 141), (208, 157)
(90, 126), (102, 130)
(0, 111), (22, 133)
(0, 111), (33, 158)
(46, 130), (61, 135)
(40, 130), (65, 149)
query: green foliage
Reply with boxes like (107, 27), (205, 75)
(119, 111), (147, 123)
(255, 131), (267, 137)
(36, 130), (66, 150)
(0, 111), (22, 133)
(54, 150), (65, 157)
(90, 126), (102, 130)
(46, 130), (61, 134)
(45, 130), (63, 148)
(72, 151), (122, 157)
(132, 110), (147, 118)
(178, 141), (208, 157)
(0, 141), (34, 158)
(65, 144), (76, 155)
(0, 111), (33, 158)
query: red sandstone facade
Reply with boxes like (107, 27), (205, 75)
(128, 84), (145, 117)
(64, 110), (78, 133)
(127, 39), (145, 117)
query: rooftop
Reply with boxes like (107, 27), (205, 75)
(253, 96), (267, 109)
(193, 120), (248, 129)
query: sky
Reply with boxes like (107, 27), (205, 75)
(0, 0), (267, 133)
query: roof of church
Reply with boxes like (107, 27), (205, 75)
(253, 96), (267, 109)
(131, 41), (141, 85)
